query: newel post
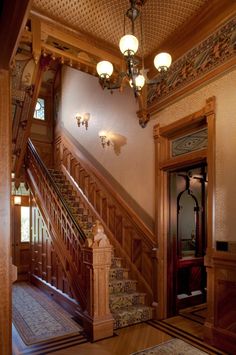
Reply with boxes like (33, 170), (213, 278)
(82, 221), (114, 341)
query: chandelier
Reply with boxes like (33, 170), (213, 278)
(96, 0), (172, 114)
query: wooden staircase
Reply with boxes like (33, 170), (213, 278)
(49, 169), (153, 329)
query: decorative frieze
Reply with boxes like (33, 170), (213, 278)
(148, 17), (236, 112)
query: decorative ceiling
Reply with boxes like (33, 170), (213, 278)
(32, 0), (209, 58)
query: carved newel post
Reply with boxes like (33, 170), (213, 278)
(82, 221), (114, 341)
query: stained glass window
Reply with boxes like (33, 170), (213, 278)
(21, 206), (30, 242)
(34, 98), (45, 120)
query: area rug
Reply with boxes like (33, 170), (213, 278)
(13, 283), (82, 345)
(179, 304), (207, 324)
(130, 338), (208, 354)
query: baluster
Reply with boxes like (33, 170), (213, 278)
(101, 196), (108, 223)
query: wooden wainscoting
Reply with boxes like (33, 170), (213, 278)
(204, 251), (236, 354)
(30, 203), (74, 299)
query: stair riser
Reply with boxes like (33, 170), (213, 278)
(109, 269), (129, 281)
(110, 294), (145, 311)
(109, 280), (137, 294)
(111, 258), (122, 268)
(113, 307), (153, 330)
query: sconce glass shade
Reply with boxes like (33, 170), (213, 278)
(129, 74), (145, 90)
(83, 113), (90, 122)
(96, 61), (113, 79)
(154, 52), (172, 71)
(14, 195), (21, 205)
(119, 34), (139, 56)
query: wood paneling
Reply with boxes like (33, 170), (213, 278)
(204, 252), (236, 354)
(0, 0), (32, 69)
(30, 205), (73, 298)
(0, 69), (12, 355)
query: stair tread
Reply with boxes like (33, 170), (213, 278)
(110, 267), (129, 271)
(109, 279), (137, 284)
(110, 291), (146, 298)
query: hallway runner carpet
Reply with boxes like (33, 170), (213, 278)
(130, 338), (208, 354)
(13, 283), (82, 345)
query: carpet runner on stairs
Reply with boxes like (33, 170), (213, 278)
(49, 169), (153, 329)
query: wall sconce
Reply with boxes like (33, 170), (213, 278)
(12, 179), (23, 205)
(75, 112), (90, 130)
(14, 195), (22, 205)
(99, 131), (111, 148)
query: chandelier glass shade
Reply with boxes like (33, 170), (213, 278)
(96, 60), (114, 79)
(129, 74), (145, 90)
(154, 52), (172, 72)
(119, 34), (139, 56)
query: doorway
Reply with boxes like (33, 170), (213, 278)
(153, 97), (215, 321)
(168, 164), (207, 317)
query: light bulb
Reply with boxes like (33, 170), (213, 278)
(14, 196), (21, 205)
(96, 61), (113, 79)
(129, 74), (145, 90)
(154, 52), (172, 72)
(119, 34), (139, 56)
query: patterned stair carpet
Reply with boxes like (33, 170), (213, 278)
(50, 169), (153, 329)
(110, 256), (153, 329)
(130, 338), (208, 354)
(13, 283), (83, 345)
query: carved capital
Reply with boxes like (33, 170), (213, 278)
(136, 109), (150, 128)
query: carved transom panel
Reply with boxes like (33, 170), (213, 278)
(32, 0), (208, 57)
(171, 128), (208, 157)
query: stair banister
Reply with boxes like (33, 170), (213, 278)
(55, 132), (157, 306)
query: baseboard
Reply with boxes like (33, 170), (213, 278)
(29, 274), (80, 317)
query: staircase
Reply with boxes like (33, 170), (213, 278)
(49, 169), (153, 329)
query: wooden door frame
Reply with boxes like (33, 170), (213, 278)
(153, 97), (215, 319)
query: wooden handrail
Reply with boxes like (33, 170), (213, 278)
(55, 132), (158, 303)
(28, 139), (86, 241)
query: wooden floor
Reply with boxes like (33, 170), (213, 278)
(12, 285), (227, 355)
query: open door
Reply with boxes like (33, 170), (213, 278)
(168, 165), (207, 316)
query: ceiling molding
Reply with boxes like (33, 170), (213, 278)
(145, 0), (236, 79)
(30, 9), (122, 62)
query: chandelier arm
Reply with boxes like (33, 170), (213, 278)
(99, 71), (126, 90)
(146, 76), (162, 85)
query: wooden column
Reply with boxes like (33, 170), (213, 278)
(82, 237), (114, 341)
(0, 69), (12, 355)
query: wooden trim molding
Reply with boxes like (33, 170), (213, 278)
(0, 69), (12, 355)
(148, 16), (236, 115)
(153, 97), (215, 320)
